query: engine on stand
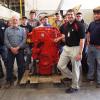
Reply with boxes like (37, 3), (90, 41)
(28, 26), (62, 76)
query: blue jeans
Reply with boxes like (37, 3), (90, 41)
(0, 45), (8, 67)
(24, 45), (32, 68)
(6, 49), (25, 82)
(87, 45), (100, 83)
(81, 45), (88, 74)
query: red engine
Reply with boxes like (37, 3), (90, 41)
(29, 26), (61, 75)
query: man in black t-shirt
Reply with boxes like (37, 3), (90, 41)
(20, 16), (32, 69)
(57, 9), (85, 93)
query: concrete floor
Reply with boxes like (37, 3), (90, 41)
(0, 78), (100, 100)
(0, 61), (100, 100)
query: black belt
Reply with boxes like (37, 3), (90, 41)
(66, 45), (79, 47)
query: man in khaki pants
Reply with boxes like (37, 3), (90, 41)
(57, 9), (85, 93)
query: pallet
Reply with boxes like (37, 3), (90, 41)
(20, 70), (62, 85)
(20, 70), (30, 84)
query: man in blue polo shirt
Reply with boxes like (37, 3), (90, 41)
(87, 7), (100, 87)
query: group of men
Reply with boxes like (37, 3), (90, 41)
(57, 8), (100, 93)
(0, 7), (100, 94)
(0, 10), (39, 88)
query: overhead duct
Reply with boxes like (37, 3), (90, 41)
(72, 4), (81, 13)
(24, 0), (64, 17)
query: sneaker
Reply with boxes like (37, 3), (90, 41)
(65, 87), (78, 93)
(4, 81), (12, 89)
